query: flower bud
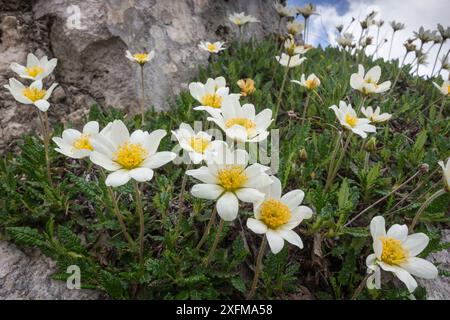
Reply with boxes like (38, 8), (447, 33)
(299, 148), (308, 162)
(419, 163), (429, 173)
(364, 137), (377, 152)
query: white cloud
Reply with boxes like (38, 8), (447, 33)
(303, 0), (449, 79)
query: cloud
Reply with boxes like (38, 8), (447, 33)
(289, 0), (449, 79)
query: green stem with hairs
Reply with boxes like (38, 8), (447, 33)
(196, 206), (217, 250)
(246, 236), (267, 300)
(409, 189), (446, 233)
(203, 219), (224, 266)
(325, 132), (352, 191)
(38, 111), (53, 186)
(134, 181), (145, 266)
(274, 56), (292, 121)
(140, 64), (145, 126)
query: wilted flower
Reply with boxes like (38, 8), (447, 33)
(374, 20), (384, 28)
(297, 3), (316, 19)
(361, 36), (374, 48)
(437, 24), (450, 41)
(89, 120), (175, 187)
(330, 101), (376, 138)
(228, 12), (259, 27)
(291, 73), (320, 91)
(53, 121), (100, 159)
(203, 96), (273, 143)
(390, 20), (405, 32)
(350, 64), (391, 95)
(10, 53), (57, 81)
(432, 80), (450, 96)
(337, 32), (354, 48)
(404, 39), (417, 53)
(366, 216), (438, 293)
(4, 78), (58, 112)
(125, 50), (155, 65)
(286, 21), (304, 36)
(275, 53), (307, 68)
(172, 123), (226, 164)
(189, 76), (238, 111)
(186, 148), (272, 221)
(361, 106), (392, 123)
(438, 158), (450, 192)
(274, 1), (295, 18)
(198, 41), (226, 53)
(247, 177), (312, 254)
(237, 78), (256, 96)
(336, 24), (344, 33)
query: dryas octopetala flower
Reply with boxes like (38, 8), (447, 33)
(291, 73), (320, 91)
(337, 32), (354, 48)
(437, 24), (450, 41)
(432, 80), (450, 96)
(172, 123), (226, 164)
(89, 120), (176, 187)
(189, 76), (239, 112)
(228, 12), (259, 27)
(438, 158), (450, 192)
(4, 78), (58, 112)
(237, 78), (256, 97)
(286, 21), (304, 36)
(203, 95), (273, 143)
(10, 53), (57, 81)
(366, 216), (438, 293)
(330, 101), (376, 138)
(297, 3), (316, 19)
(390, 20), (405, 32)
(247, 177), (312, 254)
(361, 106), (392, 123)
(186, 147), (272, 221)
(198, 41), (226, 54)
(52, 121), (100, 159)
(274, 1), (295, 18)
(275, 53), (306, 68)
(284, 38), (312, 56)
(350, 64), (391, 95)
(125, 50), (155, 65)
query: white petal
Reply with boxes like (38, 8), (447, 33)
(146, 129), (167, 154)
(143, 151), (175, 169)
(235, 187), (264, 203)
(128, 167), (154, 182)
(109, 120), (130, 147)
(216, 192), (239, 221)
(365, 66), (381, 83)
(402, 233), (429, 257)
(278, 229), (303, 249)
(191, 184), (223, 200)
(105, 169), (131, 187)
(377, 262), (417, 293)
(370, 216), (386, 240)
(266, 229), (285, 254)
(89, 151), (121, 171)
(247, 218), (268, 234)
(280, 190), (305, 210)
(34, 100), (50, 111)
(387, 224), (408, 242)
(185, 166), (217, 183)
(400, 257), (438, 279)
(83, 121), (99, 135)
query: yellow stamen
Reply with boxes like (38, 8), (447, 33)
(345, 114), (358, 128)
(133, 53), (149, 64)
(259, 198), (291, 229)
(207, 43), (218, 52)
(217, 165), (248, 191)
(237, 79), (256, 96)
(447, 85), (450, 95)
(305, 79), (319, 90)
(23, 87), (46, 102)
(73, 134), (93, 151)
(25, 66), (44, 78)
(201, 93), (223, 108)
(225, 117), (256, 134)
(380, 237), (408, 265)
(190, 137), (209, 153)
(115, 142), (148, 169)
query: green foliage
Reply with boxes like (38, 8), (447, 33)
(1, 37), (449, 300)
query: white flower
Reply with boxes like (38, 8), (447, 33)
(172, 123), (227, 164)
(198, 41), (226, 53)
(125, 50), (155, 65)
(10, 53), (57, 81)
(203, 96), (273, 143)
(361, 106), (392, 123)
(366, 216), (438, 293)
(330, 101), (376, 138)
(4, 78), (58, 112)
(275, 53), (306, 68)
(432, 80), (450, 96)
(228, 12), (259, 27)
(247, 177), (313, 254)
(438, 158), (450, 192)
(89, 120), (176, 187)
(186, 147), (272, 221)
(286, 21), (303, 35)
(274, 1), (295, 18)
(291, 73), (320, 90)
(337, 32), (354, 48)
(189, 76), (238, 112)
(284, 38), (312, 56)
(350, 65), (391, 94)
(52, 121), (100, 159)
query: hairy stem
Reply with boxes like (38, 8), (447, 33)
(247, 236), (267, 300)
(140, 65), (145, 126)
(134, 181), (145, 266)
(409, 189), (446, 232)
(301, 92), (311, 126)
(203, 219), (224, 266)
(196, 206), (217, 250)
(274, 57), (291, 120)
(38, 111), (53, 186)
(175, 163), (192, 237)
(325, 132), (352, 191)
(351, 274), (370, 300)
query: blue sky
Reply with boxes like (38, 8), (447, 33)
(287, 0), (450, 78)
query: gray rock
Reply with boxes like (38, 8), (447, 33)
(0, 241), (102, 300)
(418, 229), (450, 300)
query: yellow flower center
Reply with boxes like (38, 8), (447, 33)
(207, 43), (218, 52)
(23, 87), (46, 102)
(225, 117), (256, 134)
(217, 165), (248, 191)
(305, 79), (319, 90)
(380, 237), (408, 265)
(447, 85), (450, 95)
(133, 53), (149, 64)
(345, 114), (358, 128)
(114, 142), (148, 169)
(73, 134), (94, 151)
(190, 137), (209, 153)
(234, 18), (242, 26)
(25, 65), (44, 78)
(201, 93), (223, 108)
(259, 198), (292, 229)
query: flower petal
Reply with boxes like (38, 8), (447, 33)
(191, 184), (223, 200)
(402, 233), (429, 257)
(247, 218), (268, 234)
(278, 229), (303, 249)
(235, 187), (264, 203)
(216, 192), (239, 221)
(280, 189), (305, 210)
(128, 167), (154, 182)
(387, 224), (408, 242)
(143, 151), (175, 169)
(266, 229), (285, 254)
(105, 169), (131, 187)
(400, 257), (438, 279)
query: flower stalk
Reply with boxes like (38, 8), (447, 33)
(134, 181), (145, 266)
(175, 164), (192, 237)
(409, 188), (446, 232)
(196, 206), (217, 250)
(140, 64), (146, 126)
(274, 56), (292, 120)
(38, 111), (53, 186)
(247, 236), (267, 299)
(325, 132), (352, 191)
(203, 219), (224, 266)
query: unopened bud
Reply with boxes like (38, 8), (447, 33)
(364, 137), (377, 152)
(419, 163), (429, 173)
(299, 148), (308, 162)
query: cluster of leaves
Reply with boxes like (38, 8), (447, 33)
(0, 37), (449, 300)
